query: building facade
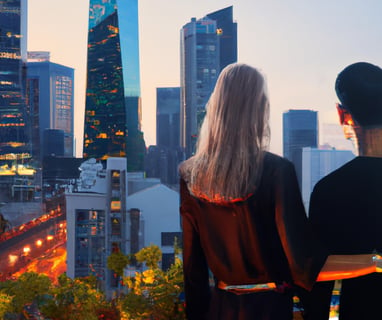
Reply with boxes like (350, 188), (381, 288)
(66, 158), (128, 295)
(27, 58), (74, 160)
(206, 6), (237, 72)
(283, 109), (318, 188)
(0, 0), (29, 161)
(66, 158), (181, 296)
(180, 6), (237, 158)
(156, 87), (181, 149)
(301, 147), (355, 212)
(83, 0), (145, 171)
(145, 87), (184, 185)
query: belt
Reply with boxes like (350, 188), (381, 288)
(217, 280), (277, 294)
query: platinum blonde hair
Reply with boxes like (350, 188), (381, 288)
(181, 63), (270, 202)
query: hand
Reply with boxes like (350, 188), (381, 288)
(374, 254), (382, 272)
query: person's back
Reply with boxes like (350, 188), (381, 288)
(307, 62), (382, 319)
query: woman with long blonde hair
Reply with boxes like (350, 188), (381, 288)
(179, 63), (381, 320)
(181, 63), (270, 203)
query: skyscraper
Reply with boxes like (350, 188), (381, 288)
(145, 87), (183, 185)
(180, 6), (237, 158)
(0, 0), (29, 161)
(83, 0), (145, 170)
(206, 6), (237, 72)
(156, 87), (180, 149)
(283, 109), (318, 188)
(27, 55), (75, 160)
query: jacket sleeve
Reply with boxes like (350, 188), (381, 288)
(180, 178), (211, 320)
(274, 161), (328, 291)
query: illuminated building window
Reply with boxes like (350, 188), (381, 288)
(96, 133), (108, 139)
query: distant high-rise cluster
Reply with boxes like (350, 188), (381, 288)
(180, 6), (237, 158)
(83, 0), (146, 171)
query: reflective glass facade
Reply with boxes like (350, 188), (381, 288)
(181, 18), (219, 157)
(27, 61), (74, 160)
(83, 0), (145, 169)
(0, 0), (29, 161)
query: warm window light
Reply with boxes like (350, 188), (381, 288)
(115, 130), (124, 136)
(8, 255), (18, 264)
(47, 235), (54, 241)
(96, 133), (108, 139)
(36, 239), (42, 247)
(23, 246), (31, 254)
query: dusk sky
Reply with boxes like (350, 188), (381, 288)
(27, 0), (382, 157)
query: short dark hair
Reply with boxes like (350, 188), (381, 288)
(335, 62), (382, 127)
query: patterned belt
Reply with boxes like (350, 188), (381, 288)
(217, 280), (277, 294)
(217, 280), (291, 295)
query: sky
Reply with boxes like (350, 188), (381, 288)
(27, 0), (382, 157)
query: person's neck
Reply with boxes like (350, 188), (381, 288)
(356, 127), (382, 158)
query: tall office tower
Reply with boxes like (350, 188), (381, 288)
(151, 87), (184, 185)
(206, 6), (237, 72)
(27, 55), (75, 160)
(83, 0), (146, 171)
(180, 6), (237, 158)
(301, 147), (355, 212)
(283, 109), (318, 189)
(157, 87), (180, 149)
(0, 0), (29, 161)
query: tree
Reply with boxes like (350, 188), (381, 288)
(107, 251), (130, 277)
(7, 272), (52, 314)
(41, 273), (104, 320)
(120, 245), (186, 320)
(135, 244), (162, 269)
(0, 292), (12, 319)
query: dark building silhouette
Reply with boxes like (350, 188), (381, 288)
(83, 0), (145, 171)
(43, 129), (65, 158)
(283, 109), (318, 188)
(156, 87), (180, 149)
(180, 6), (237, 157)
(145, 145), (184, 186)
(0, 0), (29, 161)
(145, 87), (184, 186)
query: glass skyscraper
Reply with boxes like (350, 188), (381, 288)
(0, 0), (29, 162)
(283, 109), (318, 189)
(180, 6), (237, 158)
(83, 0), (145, 170)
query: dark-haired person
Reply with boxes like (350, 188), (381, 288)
(179, 63), (381, 320)
(304, 62), (382, 320)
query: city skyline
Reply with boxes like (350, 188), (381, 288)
(27, 0), (382, 156)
